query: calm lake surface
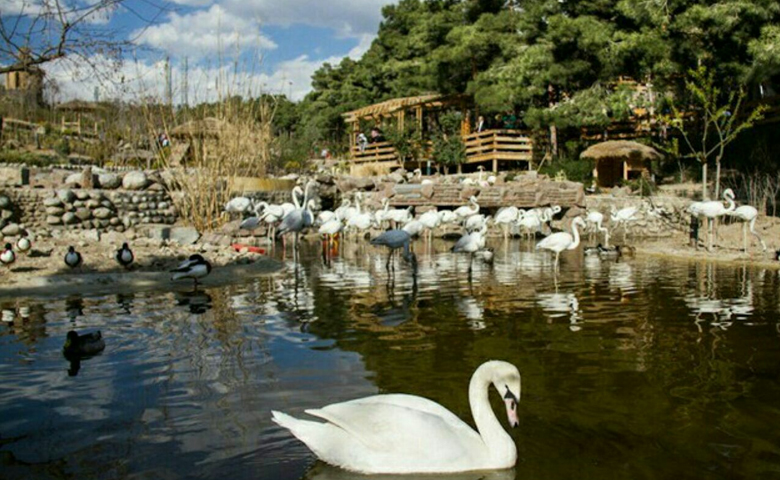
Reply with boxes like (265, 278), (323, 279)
(2, 239), (780, 480)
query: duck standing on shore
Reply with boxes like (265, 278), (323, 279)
(16, 232), (31, 255)
(65, 246), (83, 269)
(171, 254), (212, 288)
(1, 243), (15, 267)
(115, 243), (134, 269)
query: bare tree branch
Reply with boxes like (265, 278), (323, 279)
(0, 0), (165, 75)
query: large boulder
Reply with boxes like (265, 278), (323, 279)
(169, 226), (200, 245)
(62, 212), (78, 225)
(65, 173), (83, 187)
(57, 189), (76, 204)
(75, 208), (92, 221)
(1, 223), (20, 236)
(98, 173), (122, 189)
(122, 171), (149, 190)
(44, 196), (64, 208)
(93, 207), (113, 219)
(0, 195), (10, 209)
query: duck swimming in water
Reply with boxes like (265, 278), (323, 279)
(170, 254), (212, 287)
(115, 243), (134, 269)
(1, 243), (15, 267)
(64, 246), (83, 269)
(63, 330), (105, 357)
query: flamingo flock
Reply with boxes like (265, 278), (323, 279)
(226, 178), (774, 282)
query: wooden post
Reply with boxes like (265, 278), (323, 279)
(492, 158), (498, 173)
(623, 160), (629, 181)
(593, 160), (599, 186)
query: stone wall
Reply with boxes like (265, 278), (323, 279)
(0, 187), (179, 239)
(581, 194), (691, 238)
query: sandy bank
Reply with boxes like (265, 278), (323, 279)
(0, 234), (282, 298)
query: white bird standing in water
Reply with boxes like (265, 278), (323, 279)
(494, 207), (520, 240)
(728, 204), (767, 252)
(585, 210), (610, 246)
(611, 206), (639, 242)
(454, 196), (480, 221)
(536, 217), (586, 269)
(452, 224), (487, 274)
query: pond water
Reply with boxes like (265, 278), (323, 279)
(2, 239), (780, 480)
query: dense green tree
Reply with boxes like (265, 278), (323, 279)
(283, 0), (780, 166)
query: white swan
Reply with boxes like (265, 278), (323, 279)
(272, 360), (521, 474)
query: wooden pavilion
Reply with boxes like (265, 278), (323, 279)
(342, 94), (533, 174)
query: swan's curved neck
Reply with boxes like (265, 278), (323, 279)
(469, 364), (515, 463)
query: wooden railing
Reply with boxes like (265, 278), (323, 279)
(463, 129), (533, 165)
(350, 140), (399, 163)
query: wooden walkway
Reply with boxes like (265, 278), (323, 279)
(374, 181), (584, 209)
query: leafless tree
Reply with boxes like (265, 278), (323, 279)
(0, 0), (167, 75)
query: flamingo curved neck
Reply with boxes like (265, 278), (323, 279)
(470, 198), (480, 215)
(469, 364), (515, 463)
(292, 187), (303, 208)
(568, 220), (583, 250)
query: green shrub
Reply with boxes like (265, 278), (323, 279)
(54, 138), (71, 158)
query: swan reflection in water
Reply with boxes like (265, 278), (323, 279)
(301, 463), (515, 480)
(175, 290), (213, 315)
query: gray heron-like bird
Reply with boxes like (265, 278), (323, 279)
(370, 229), (417, 274)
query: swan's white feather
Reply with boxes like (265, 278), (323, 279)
(274, 395), (488, 474)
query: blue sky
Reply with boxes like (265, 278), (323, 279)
(2, 0), (394, 103)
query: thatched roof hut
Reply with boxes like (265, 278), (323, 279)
(580, 140), (662, 187)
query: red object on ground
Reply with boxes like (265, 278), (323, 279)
(231, 243), (266, 254)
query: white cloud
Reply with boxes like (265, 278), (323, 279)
(254, 33), (374, 101)
(133, 5), (277, 59)
(43, 31), (372, 104)
(220, 0), (394, 37)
